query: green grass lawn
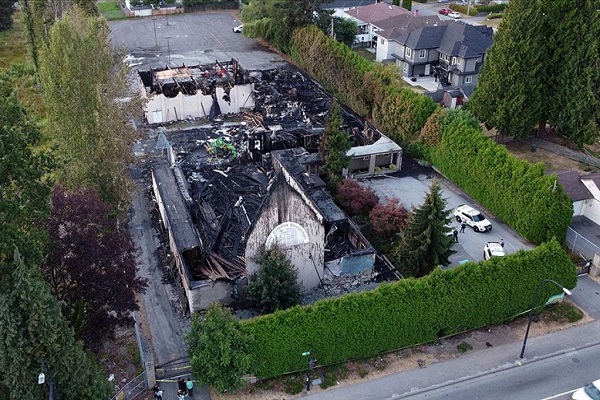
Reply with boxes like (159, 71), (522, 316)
(353, 47), (376, 62)
(98, 1), (126, 20)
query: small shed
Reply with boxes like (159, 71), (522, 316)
(345, 134), (402, 177)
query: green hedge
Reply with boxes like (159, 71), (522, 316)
(423, 110), (573, 244)
(477, 3), (507, 12)
(487, 12), (503, 19)
(290, 26), (437, 147)
(241, 239), (576, 378)
(449, 3), (478, 16)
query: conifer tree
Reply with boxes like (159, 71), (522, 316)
(0, 248), (112, 400)
(392, 181), (455, 277)
(320, 100), (352, 176)
(247, 245), (302, 314)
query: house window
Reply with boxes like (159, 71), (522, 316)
(465, 76), (473, 84)
(452, 56), (457, 65)
(381, 38), (384, 45)
(406, 48), (412, 59)
(419, 49), (426, 59)
(457, 58), (462, 65)
(403, 62), (408, 73)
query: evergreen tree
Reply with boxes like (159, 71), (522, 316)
(392, 181), (455, 277)
(39, 7), (140, 213)
(247, 245), (302, 314)
(186, 304), (252, 393)
(401, 0), (411, 11)
(0, 248), (112, 400)
(320, 100), (352, 176)
(0, 0), (16, 31)
(469, 0), (600, 147)
(0, 92), (54, 267)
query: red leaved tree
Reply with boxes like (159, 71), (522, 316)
(42, 186), (148, 350)
(336, 179), (379, 216)
(369, 198), (409, 236)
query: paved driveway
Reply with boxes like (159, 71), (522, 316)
(108, 12), (288, 70)
(360, 158), (534, 267)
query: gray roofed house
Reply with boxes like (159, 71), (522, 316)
(555, 171), (600, 227)
(375, 14), (442, 62)
(385, 20), (493, 93)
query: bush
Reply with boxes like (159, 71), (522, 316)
(369, 198), (409, 236)
(283, 378), (304, 394)
(449, 3), (477, 16)
(487, 12), (503, 19)
(241, 239), (576, 378)
(336, 179), (379, 216)
(457, 341), (473, 353)
(477, 3), (507, 12)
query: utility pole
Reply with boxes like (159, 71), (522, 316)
(165, 36), (171, 64)
(152, 17), (158, 49)
(330, 17), (335, 40)
(466, 0), (471, 16)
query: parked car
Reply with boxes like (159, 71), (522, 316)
(233, 24), (244, 33)
(483, 242), (505, 260)
(437, 0), (449, 2)
(448, 11), (461, 18)
(438, 8), (451, 14)
(572, 379), (600, 400)
(453, 204), (492, 232)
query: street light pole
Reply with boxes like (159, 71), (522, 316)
(518, 279), (571, 360)
(165, 36), (171, 64)
(152, 17), (158, 49)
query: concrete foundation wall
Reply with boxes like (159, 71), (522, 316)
(190, 280), (234, 310)
(144, 83), (255, 124)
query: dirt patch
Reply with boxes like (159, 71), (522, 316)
(504, 141), (593, 173)
(211, 300), (594, 400)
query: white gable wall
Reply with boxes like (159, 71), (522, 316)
(581, 179), (600, 224)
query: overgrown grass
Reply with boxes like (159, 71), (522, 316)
(0, 13), (29, 70)
(542, 302), (585, 324)
(320, 364), (349, 389)
(98, 1), (126, 20)
(353, 47), (376, 62)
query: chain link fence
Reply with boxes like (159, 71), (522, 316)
(566, 226), (600, 263)
(110, 372), (147, 400)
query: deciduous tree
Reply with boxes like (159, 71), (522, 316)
(186, 304), (253, 393)
(314, 11), (358, 46)
(336, 179), (379, 217)
(0, 248), (112, 400)
(369, 198), (409, 237)
(0, 0), (16, 31)
(39, 7), (140, 213)
(247, 245), (302, 314)
(392, 181), (454, 277)
(42, 185), (147, 350)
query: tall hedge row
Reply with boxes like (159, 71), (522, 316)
(290, 25), (437, 146)
(424, 110), (573, 244)
(242, 239), (576, 378)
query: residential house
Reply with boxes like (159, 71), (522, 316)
(322, 0), (392, 18)
(391, 21), (493, 90)
(375, 13), (441, 63)
(343, 2), (410, 47)
(557, 171), (600, 225)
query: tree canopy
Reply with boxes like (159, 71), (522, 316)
(320, 100), (352, 176)
(186, 304), (253, 393)
(0, 248), (112, 400)
(392, 181), (455, 277)
(469, 0), (600, 147)
(39, 7), (140, 213)
(42, 186), (148, 350)
(247, 245), (302, 314)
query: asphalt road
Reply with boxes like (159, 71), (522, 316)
(109, 12), (288, 71)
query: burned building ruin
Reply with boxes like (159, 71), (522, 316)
(149, 65), (401, 313)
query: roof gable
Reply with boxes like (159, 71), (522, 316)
(555, 170), (593, 201)
(344, 2), (410, 24)
(375, 14), (442, 40)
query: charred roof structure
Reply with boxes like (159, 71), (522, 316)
(150, 65), (400, 313)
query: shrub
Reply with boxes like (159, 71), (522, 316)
(457, 341), (473, 353)
(336, 179), (379, 216)
(448, 3), (477, 16)
(487, 12), (503, 19)
(477, 3), (507, 12)
(283, 378), (304, 394)
(369, 198), (409, 236)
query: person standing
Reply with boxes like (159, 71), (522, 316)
(460, 222), (467, 233)
(178, 378), (186, 394)
(152, 384), (163, 400)
(453, 229), (459, 243)
(500, 238), (505, 247)
(186, 378), (194, 397)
